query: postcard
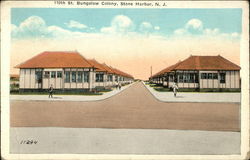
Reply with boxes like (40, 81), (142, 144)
(1, 1), (249, 160)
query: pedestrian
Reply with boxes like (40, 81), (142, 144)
(118, 82), (121, 90)
(115, 81), (118, 90)
(172, 82), (178, 97)
(49, 84), (53, 98)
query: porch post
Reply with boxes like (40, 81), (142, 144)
(89, 68), (95, 91)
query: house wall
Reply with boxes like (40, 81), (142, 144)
(152, 70), (240, 89)
(19, 68), (133, 90)
(178, 82), (199, 88)
(19, 69), (38, 89)
(20, 68), (95, 90)
(219, 70), (240, 89)
(199, 71), (219, 89)
(43, 68), (63, 89)
(89, 69), (95, 89)
(105, 74), (114, 87)
(63, 68), (93, 89)
(200, 70), (240, 89)
(95, 71), (106, 87)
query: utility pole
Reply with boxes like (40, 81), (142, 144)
(150, 66), (152, 77)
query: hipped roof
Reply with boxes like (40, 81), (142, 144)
(15, 51), (93, 68)
(150, 55), (240, 78)
(173, 55), (240, 71)
(88, 59), (107, 72)
(15, 51), (134, 79)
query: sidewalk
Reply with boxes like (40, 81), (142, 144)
(10, 127), (240, 154)
(143, 82), (241, 103)
(10, 83), (134, 102)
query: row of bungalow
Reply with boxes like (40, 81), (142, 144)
(16, 51), (134, 91)
(149, 55), (241, 89)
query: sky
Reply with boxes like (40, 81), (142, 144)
(11, 8), (242, 80)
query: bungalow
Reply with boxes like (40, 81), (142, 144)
(88, 59), (134, 88)
(109, 66), (134, 85)
(101, 63), (117, 87)
(10, 74), (19, 85)
(16, 51), (134, 92)
(149, 55), (240, 89)
(88, 59), (109, 88)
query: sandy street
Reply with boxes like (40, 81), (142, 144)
(10, 82), (240, 131)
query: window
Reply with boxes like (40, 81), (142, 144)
(83, 72), (89, 82)
(169, 75), (174, 82)
(201, 73), (218, 79)
(178, 73), (197, 83)
(201, 73), (207, 79)
(194, 73), (199, 83)
(77, 71), (83, 82)
(108, 75), (113, 81)
(51, 71), (56, 78)
(71, 71), (76, 82)
(184, 73), (193, 83)
(213, 73), (218, 79)
(208, 73), (213, 79)
(220, 73), (226, 83)
(35, 71), (42, 83)
(178, 73), (184, 83)
(189, 73), (195, 83)
(65, 71), (70, 83)
(57, 71), (62, 78)
(44, 71), (50, 78)
(96, 73), (104, 82)
(115, 76), (118, 82)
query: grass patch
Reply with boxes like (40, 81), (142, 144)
(154, 87), (171, 92)
(10, 92), (103, 96)
(152, 87), (241, 93)
(199, 88), (241, 92)
(149, 83), (163, 87)
(10, 89), (103, 95)
(147, 83), (241, 93)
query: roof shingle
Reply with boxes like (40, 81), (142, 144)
(173, 55), (240, 71)
(15, 51), (93, 68)
(150, 55), (240, 79)
(88, 59), (107, 72)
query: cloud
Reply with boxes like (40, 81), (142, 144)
(11, 16), (87, 39)
(231, 32), (240, 38)
(174, 28), (188, 35)
(185, 18), (203, 31)
(101, 15), (134, 34)
(173, 18), (240, 40)
(140, 22), (153, 33)
(11, 15), (240, 42)
(65, 20), (88, 29)
(203, 28), (220, 35)
(139, 22), (161, 35)
(12, 16), (49, 38)
(154, 26), (160, 30)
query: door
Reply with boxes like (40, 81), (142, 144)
(35, 71), (43, 89)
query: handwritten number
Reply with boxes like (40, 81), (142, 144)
(20, 140), (38, 144)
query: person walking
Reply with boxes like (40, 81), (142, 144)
(48, 84), (53, 98)
(118, 82), (121, 90)
(115, 81), (118, 90)
(172, 82), (178, 97)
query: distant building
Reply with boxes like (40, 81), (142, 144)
(10, 74), (19, 85)
(149, 55), (240, 89)
(15, 51), (133, 91)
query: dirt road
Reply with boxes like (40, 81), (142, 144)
(10, 82), (240, 131)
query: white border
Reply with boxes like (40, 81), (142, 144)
(1, 1), (249, 160)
